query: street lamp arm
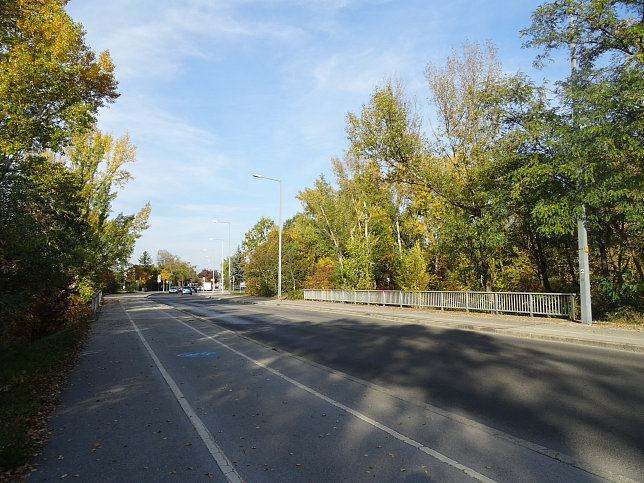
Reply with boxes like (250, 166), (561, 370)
(253, 173), (281, 183)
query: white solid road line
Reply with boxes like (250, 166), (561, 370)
(177, 317), (498, 483)
(121, 302), (244, 483)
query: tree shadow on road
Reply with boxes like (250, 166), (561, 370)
(224, 311), (644, 481)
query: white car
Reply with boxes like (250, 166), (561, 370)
(169, 286), (181, 293)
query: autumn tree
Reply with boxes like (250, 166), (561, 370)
(397, 242), (432, 290)
(298, 153), (402, 290)
(198, 268), (216, 284)
(346, 55), (514, 291)
(0, 0), (118, 178)
(0, 0), (120, 345)
(50, 128), (150, 299)
(334, 156), (400, 289)
(422, 40), (537, 291)
(297, 174), (350, 284)
(245, 229), (280, 297)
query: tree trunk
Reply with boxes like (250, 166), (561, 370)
(530, 230), (553, 292)
(396, 216), (403, 261)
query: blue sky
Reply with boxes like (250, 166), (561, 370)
(65, 0), (567, 273)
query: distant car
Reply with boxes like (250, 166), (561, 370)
(169, 286), (180, 293)
(181, 286), (192, 294)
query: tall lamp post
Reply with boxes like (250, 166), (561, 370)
(252, 173), (282, 300)
(208, 238), (225, 294)
(570, 18), (592, 325)
(203, 251), (213, 293)
(212, 220), (231, 292)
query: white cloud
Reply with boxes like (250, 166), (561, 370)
(66, 0), (559, 268)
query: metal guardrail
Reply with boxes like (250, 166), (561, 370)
(303, 289), (576, 320)
(91, 291), (103, 319)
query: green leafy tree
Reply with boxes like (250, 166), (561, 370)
(297, 174), (349, 282)
(230, 246), (245, 287)
(280, 228), (311, 295)
(243, 219), (310, 298)
(173, 261), (196, 286)
(335, 156), (400, 289)
(521, 0), (644, 317)
(1, 156), (88, 343)
(241, 217), (274, 254)
(139, 251), (153, 270)
(346, 78), (427, 188)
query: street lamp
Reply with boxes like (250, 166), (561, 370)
(570, 24), (592, 324)
(208, 238), (225, 294)
(212, 220), (231, 292)
(203, 251), (215, 293)
(252, 173), (282, 300)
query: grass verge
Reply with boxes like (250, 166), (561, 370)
(0, 320), (90, 481)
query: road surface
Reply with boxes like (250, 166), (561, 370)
(29, 293), (644, 482)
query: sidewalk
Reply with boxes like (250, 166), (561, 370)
(28, 296), (227, 482)
(203, 294), (644, 353)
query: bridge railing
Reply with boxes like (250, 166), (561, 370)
(303, 289), (576, 320)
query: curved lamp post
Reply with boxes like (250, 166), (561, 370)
(252, 173), (282, 300)
(203, 250), (214, 293)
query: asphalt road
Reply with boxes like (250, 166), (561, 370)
(30, 293), (644, 482)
